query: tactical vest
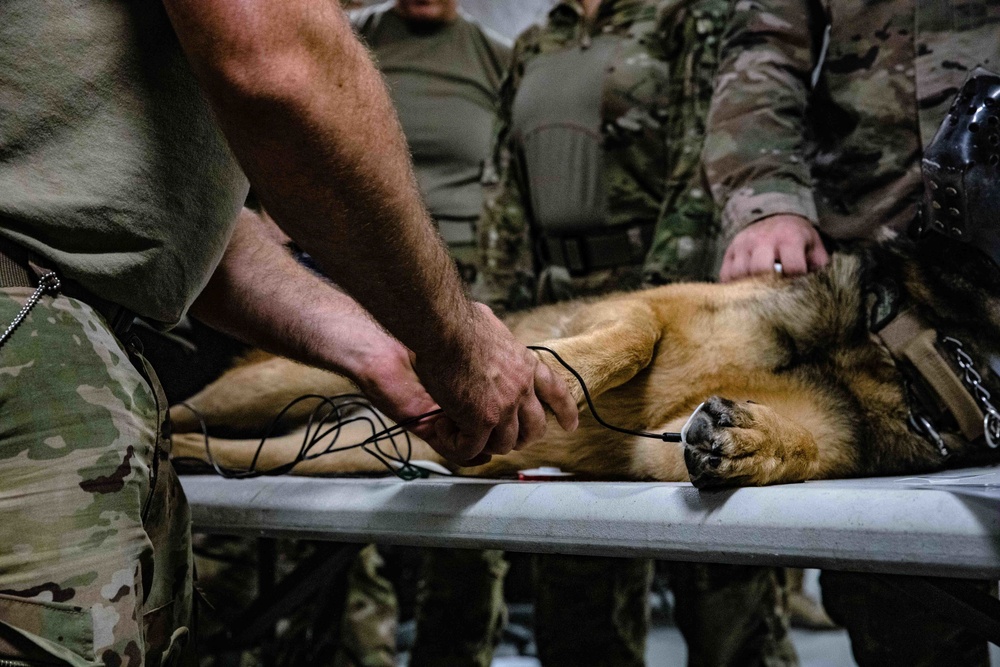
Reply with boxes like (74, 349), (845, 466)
(508, 5), (671, 273)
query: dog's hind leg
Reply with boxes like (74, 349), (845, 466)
(169, 355), (359, 435)
(681, 394), (855, 488)
(170, 418), (448, 476)
(529, 298), (663, 408)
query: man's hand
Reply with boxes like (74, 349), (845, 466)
(324, 318), (442, 443)
(719, 215), (829, 282)
(414, 304), (579, 466)
(329, 304), (579, 467)
(194, 210), (577, 467)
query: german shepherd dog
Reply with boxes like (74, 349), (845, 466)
(169, 232), (1000, 488)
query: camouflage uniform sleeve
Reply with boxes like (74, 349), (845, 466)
(644, 0), (728, 284)
(472, 30), (538, 314)
(701, 0), (823, 241)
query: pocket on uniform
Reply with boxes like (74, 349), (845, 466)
(0, 593), (96, 666)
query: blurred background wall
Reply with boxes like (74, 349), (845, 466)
(455, 0), (554, 39)
(343, 0), (557, 40)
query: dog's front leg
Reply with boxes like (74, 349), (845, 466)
(681, 397), (836, 487)
(532, 298), (662, 408)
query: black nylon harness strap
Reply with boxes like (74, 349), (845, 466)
(0, 238), (35, 289)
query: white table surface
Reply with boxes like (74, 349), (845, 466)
(180, 465), (1000, 579)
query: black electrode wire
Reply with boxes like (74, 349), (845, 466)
(247, 394), (337, 474)
(528, 345), (683, 443)
(173, 344), (681, 481)
(175, 396), (444, 481)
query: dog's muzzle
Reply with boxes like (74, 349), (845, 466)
(916, 67), (1000, 268)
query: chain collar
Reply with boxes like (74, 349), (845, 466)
(908, 410), (950, 458)
(940, 336), (1000, 448)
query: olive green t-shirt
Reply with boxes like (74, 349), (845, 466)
(0, 0), (248, 325)
(354, 5), (510, 222)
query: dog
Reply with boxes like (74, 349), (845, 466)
(168, 231), (1000, 488)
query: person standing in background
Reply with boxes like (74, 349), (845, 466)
(475, 0), (724, 315)
(354, 0), (511, 278)
(702, 1), (1000, 664)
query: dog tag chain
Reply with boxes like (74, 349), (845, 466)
(941, 336), (1000, 448)
(0, 272), (61, 351)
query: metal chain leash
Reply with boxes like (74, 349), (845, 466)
(908, 409), (950, 458)
(941, 336), (1000, 449)
(0, 272), (61, 350)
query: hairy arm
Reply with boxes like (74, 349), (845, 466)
(162, 0), (576, 462)
(162, 0), (468, 356)
(190, 209), (440, 442)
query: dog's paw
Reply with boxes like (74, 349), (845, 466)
(681, 397), (774, 488)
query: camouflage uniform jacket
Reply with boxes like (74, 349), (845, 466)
(702, 0), (1000, 243)
(476, 0), (729, 311)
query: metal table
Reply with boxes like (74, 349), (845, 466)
(181, 466), (1000, 648)
(181, 465), (1000, 579)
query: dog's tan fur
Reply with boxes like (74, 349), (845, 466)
(170, 239), (1000, 487)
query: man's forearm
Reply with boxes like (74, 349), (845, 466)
(164, 0), (473, 364)
(191, 208), (386, 378)
(192, 208), (454, 447)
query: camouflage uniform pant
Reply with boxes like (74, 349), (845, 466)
(533, 554), (653, 667)
(668, 562), (796, 667)
(409, 548), (508, 667)
(194, 541), (397, 667)
(0, 288), (192, 666)
(332, 545), (398, 667)
(409, 549), (796, 667)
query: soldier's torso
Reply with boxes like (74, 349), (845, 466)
(477, 0), (728, 312)
(503, 0), (726, 287)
